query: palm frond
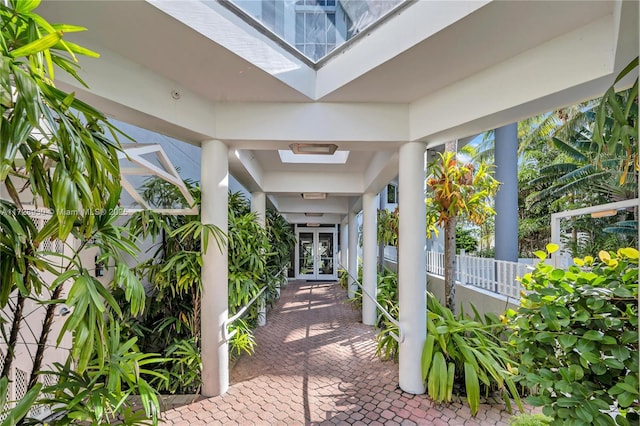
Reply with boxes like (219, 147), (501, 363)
(551, 137), (588, 162)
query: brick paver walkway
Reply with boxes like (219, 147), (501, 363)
(162, 281), (521, 425)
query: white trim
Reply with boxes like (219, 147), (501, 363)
(120, 144), (198, 215)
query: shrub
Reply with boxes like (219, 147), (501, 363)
(422, 293), (522, 415)
(509, 413), (553, 426)
(375, 268), (400, 361)
(508, 245), (639, 425)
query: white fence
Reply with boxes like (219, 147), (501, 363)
(426, 251), (533, 299)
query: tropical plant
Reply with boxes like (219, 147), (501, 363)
(508, 245), (639, 425)
(123, 187), (288, 390)
(123, 178), (221, 394)
(525, 58), (638, 257)
(456, 227), (478, 254)
(375, 268), (399, 362)
(422, 293), (523, 416)
(591, 57), (638, 185)
(377, 207), (398, 248)
(265, 208), (296, 301)
(0, 1), (160, 421)
(426, 151), (499, 312)
(509, 413), (553, 426)
(40, 323), (164, 425)
(0, 377), (41, 426)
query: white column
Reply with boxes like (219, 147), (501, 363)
(251, 191), (266, 227)
(251, 191), (267, 326)
(398, 141), (427, 394)
(362, 192), (378, 326)
(201, 140), (229, 397)
(348, 211), (358, 299)
(340, 216), (348, 270)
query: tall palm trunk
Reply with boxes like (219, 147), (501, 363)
(2, 293), (26, 379)
(28, 285), (63, 390)
(444, 217), (457, 313)
(444, 140), (457, 313)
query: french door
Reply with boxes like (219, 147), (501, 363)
(296, 227), (337, 280)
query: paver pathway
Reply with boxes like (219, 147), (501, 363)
(162, 280), (521, 425)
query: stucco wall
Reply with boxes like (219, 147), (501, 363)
(427, 273), (520, 318)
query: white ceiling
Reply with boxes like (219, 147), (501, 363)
(38, 0), (638, 223)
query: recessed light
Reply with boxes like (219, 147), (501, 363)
(290, 143), (338, 155)
(302, 193), (327, 200)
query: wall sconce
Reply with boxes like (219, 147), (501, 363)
(95, 255), (105, 277)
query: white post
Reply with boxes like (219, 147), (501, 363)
(348, 211), (358, 299)
(201, 140), (229, 397)
(362, 193), (378, 326)
(340, 216), (348, 270)
(251, 191), (266, 227)
(398, 141), (427, 394)
(550, 213), (562, 268)
(251, 191), (267, 326)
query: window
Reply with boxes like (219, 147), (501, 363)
(387, 184), (397, 204)
(295, 1), (337, 61)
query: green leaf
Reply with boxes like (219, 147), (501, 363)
(14, 0), (40, 13)
(464, 362), (480, 415)
(11, 32), (62, 57)
(421, 334), (435, 380)
(546, 243), (559, 254)
(582, 330), (604, 341)
(533, 250), (547, 260)
(618, 391), (637, 408)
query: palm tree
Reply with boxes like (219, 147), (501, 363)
(1, 2), (160, 422)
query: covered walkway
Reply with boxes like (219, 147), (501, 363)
(162, 281), (518, 425)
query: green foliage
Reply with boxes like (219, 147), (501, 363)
(422, 293), (522, 416)
(0, 376), (41, 426)
(152, 338), (201, 395)
(264, 208), (295, 302)
(509, 413), (553, 426)
(525, 59), (638, 257)
(377, 208), (398, 247)
(455, 227), (478, 254)
(123, 181), (216, 394)
(508, 247), (639, 425)
(375, 268), (399, 361)
(591, 57), (638, 186)
(40, 322), (164, 425)
(0, 2), (159, 422)
(123, 187), (294, 390)
(228, 318), (257, 357)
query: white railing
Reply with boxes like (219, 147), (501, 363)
(338, 263), (405, 343)
(427, 251), (531, 299)
(223, 287), (267, 341)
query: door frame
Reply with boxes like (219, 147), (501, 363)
(295, 226), (338, 280)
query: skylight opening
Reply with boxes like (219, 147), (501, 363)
(223, 0), (407, 64)
(278, 149), (350, 164)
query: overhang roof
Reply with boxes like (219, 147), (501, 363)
(39, 0), (639, 223)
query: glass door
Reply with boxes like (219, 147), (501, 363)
(316, 231), (336, 280)
(298, 231), (316, 279)
(296, 227), (337, 280)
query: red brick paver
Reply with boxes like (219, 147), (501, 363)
(162, 281), (521, 425)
